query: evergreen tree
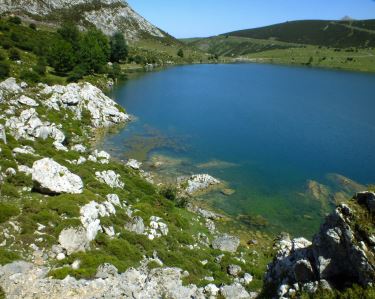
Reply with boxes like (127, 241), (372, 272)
(48, 39), (75, 74)
(78, 29), (110, 73)
(110, 32), (128, 62)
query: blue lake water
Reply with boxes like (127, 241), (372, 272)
(103, 63), (375, 237)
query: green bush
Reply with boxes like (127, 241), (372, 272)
(0, 183), (19, 198)
(0, 61), (10, 79)
(29, 23), (37, 30)
(110, 32), (128, 63)
(8, 17), (21, 25)
(34, 57), (47, 76)
(0, 248), (20, 265)
(0, 203), (19, 223)
(8, 48), (20, 61)
(20, 70), (41, 83)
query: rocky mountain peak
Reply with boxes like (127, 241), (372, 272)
(0, 0), (166, 40)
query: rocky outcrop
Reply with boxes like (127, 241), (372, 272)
(5, 108), (65, 144)
(41, 82), (129, 128)
(0, 261), (207, 299)
(180, 174), (221, 195)
(32, 158), (83, 194)
(0, 0), (165, 41)
(265, 192), (375, 298)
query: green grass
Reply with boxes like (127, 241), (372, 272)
(244, 46), (375, 73)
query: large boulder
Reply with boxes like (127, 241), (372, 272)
(32, 158), (83, 194)
(265, 192), (375, 298)
(220, 283), (252, 299)
(212, 234), (240, 253)
(125, 216), (145, 235)
(58, 227), (89, 255)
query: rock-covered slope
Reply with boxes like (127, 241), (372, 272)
(0, 0), (166, 41)
(264, 192), (375, 298)
(0, 77), (262, 299)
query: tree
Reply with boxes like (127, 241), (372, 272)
(34, 56), (47, 76)
(177, 49), (184, 58)
(57, 23), (80, 50)
(110, 32), (128, 62)
(8, 17), (21, 25)
(78, 29), (110, 73)
(48, 39), (75, 74)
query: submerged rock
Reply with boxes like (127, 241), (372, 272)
(32, 158), (83, 194)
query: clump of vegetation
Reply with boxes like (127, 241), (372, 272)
(0, 203), (20, 223)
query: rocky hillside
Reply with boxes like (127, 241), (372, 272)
(0, 0), (166, 41)
(264, 191), (375, 298)
(0, 77), (268, 299)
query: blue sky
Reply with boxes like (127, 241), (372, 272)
(127, 0), (375, 38)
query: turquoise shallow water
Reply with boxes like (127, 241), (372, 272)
(103, 63), (375, 237)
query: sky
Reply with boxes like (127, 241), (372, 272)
(127, 0), (375, 38)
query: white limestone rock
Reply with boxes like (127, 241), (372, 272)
(184, 174), (220, 194)
(31, 158), (83, 194)
(71, 144), (87, 153)
(80, 200), (117, 241)
(95, 170), (124, 189)
(126, 159), (142, 170)
(41, 82), (129, 128)
(12, 146), (35, 156)
(0, 77), (22, 94)
(17, 95), (39, 107)
(212, 234), (240, 253)
(58, 227), (89, 255)
(220, 283), (252, 299)
(0, 124), (6, 144)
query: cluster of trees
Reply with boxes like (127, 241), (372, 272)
(48, 23), (128, 80)
(0, 16), (129, 81)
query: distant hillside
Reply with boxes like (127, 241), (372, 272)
(224, 19), (375, 48)
(183, 36), (301, 57)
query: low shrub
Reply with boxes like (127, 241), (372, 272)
(0, 203), (19, 223)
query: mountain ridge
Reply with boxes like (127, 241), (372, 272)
(0, 0), (166, 41)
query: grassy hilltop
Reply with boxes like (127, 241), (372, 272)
(184, 19), (375, 72)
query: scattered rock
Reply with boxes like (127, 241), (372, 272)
(0, 124), (6, 144)
(32, 158), (83, 194)
(227, 264), (242, 277)
(212, 234), (240, 253)
(58, 227), (89, 255)
(220, 283), (252, 299)
(125, 216), (145, 235)
(95, 170), (124, 189)
(17, 95), (39, 107)
(95, 263), (118, 279)
(126, 158), (142, 170)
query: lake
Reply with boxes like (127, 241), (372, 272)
(102, 63), (375, 237)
